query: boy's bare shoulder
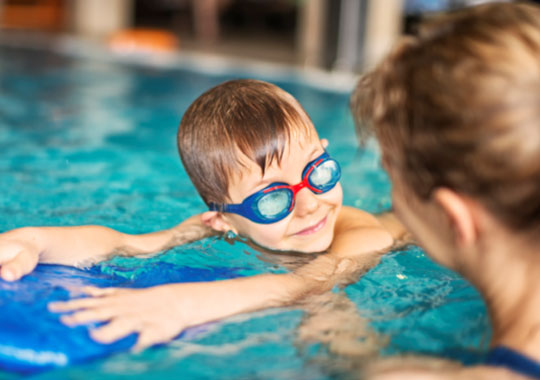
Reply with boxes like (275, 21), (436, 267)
(333, 207), (412, 254)
(330, 207), (393, 258)
(337, 206), (383, 230)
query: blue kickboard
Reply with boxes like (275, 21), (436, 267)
(0, 263), (239, 373)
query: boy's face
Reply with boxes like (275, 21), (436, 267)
(222, 132), (343, 253)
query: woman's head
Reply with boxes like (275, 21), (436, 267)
(352, 2), (540, 239)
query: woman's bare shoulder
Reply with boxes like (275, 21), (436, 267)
(364, 356), (528, 380)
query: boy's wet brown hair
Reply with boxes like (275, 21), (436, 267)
(352, 2), (540, 232)
(177, 79), (314, 205)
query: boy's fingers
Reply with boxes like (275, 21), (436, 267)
(49, 296), (104, 312)
(0, 242), (22, 264)
(81, 286), (119, 297)
(132, 331), (158, 353)
(60, 307), (116, 326)
(133, 326), (185, 353)
(0, 249), (38, 282)
(0, 259), (21, 282)
(90, 318), (138, 344)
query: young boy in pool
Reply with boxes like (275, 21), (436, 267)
(0, 79), (407, 350)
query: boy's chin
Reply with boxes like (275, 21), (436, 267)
(246, 235), (333, 255)
(287, 234), (334, 254)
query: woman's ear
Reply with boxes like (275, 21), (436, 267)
(432, 188), (477, 247)
(201, 211), (236, 234)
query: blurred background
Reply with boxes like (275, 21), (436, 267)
(0, 0), (514, 74)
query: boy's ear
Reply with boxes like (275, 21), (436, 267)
(201, 211), (235, 234)
(432, 188), (477, 247)
(321, 138), (329, 149)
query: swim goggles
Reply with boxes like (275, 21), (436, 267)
(208, 151), (341, 224)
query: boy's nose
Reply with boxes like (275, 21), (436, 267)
(294, 188), (319, 217)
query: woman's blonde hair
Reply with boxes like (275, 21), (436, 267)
(352, 2), (540, 232)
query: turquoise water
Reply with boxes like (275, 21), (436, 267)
(0, 46), (489, 379)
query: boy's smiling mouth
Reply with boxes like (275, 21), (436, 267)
(294, 216), (328, 236)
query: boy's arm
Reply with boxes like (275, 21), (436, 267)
(49, 210), (392, 350)
(50, 252), (355, 350)
(297, 291), (382, 357)
(374, 210), (414, 247)
(50, 206), (403, 350)
(0, 215), (215, 281)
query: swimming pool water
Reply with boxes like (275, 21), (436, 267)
(0, 46), (489, 379)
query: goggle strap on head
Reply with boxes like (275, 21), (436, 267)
(208, 202), (221, 212)
(209, 203), (242, 213)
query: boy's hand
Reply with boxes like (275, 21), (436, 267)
(49, 284), (217, 351)
(0, 215), (215, 282)
(48, 272), (309, 351)
(47, 266), (357, 351)
(0, 238), (39, 281)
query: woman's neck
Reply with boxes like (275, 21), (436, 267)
(467, 233), (540, 359)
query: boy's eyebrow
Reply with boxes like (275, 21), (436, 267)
(254, 144), (324, 187)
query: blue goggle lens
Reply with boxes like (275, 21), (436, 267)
(254, 159), (340, 222)
(256, 189), (292, 220)
(210, 152), (341, 224)
(308, 159), (340, 191)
